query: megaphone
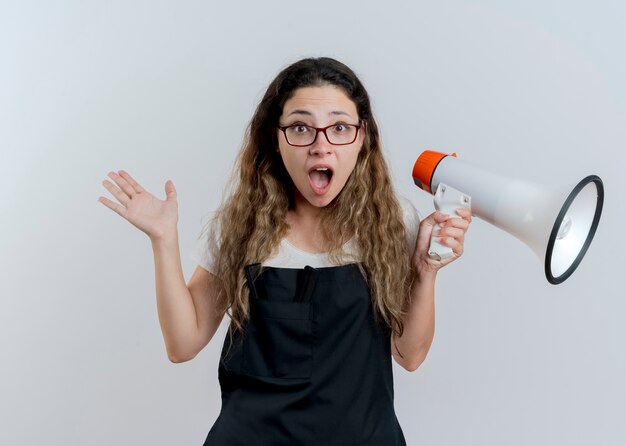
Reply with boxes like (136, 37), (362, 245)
(412, 150), (604, 284)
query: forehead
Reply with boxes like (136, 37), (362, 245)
(281, 85), (358, 118)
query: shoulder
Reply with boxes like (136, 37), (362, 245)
(396, 194), (422, 226)
(396, 194), (422, 255)
(193, 211), (221, 274)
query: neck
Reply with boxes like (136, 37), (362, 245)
(285, 190), (329, 252)
(291, 189), (324, 223)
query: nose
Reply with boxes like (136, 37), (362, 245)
(308, 130), (334, 156)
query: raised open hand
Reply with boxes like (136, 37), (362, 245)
(98, 170), (179, 241)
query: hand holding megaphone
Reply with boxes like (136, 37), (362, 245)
(412, 151), (604, 284)
(428, 183), (472, 261)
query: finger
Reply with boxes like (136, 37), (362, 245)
(425, 211), (451, 227)
(443, 216), (470, 231)
(437, 212), (452, 223)
(418, 212), (437, 230)
(118, 170), (146, 193)
(435, 226), (465, 243)
(97, 195), (128, 219)
(436, 236), (464, 257)
(417, 212), (450, 239)
(436, 228), (465, 247)
(102, 178), (130, 207)
(164, 179), (177, 201)
(455, 208), (473, 223)
(416, 212), (453, 256)
(107, 171), (136, 199)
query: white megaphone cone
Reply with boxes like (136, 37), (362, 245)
(412, 151), (604, 284)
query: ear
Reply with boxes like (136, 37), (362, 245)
(357, 121), (367, 149)
(275, 129), (283, 154)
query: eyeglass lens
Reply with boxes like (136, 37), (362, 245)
(285, 125), (357, 146)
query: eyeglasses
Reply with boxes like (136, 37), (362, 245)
(278, 123), (362, 147)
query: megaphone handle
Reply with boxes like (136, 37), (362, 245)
(429, 183), (471, 261)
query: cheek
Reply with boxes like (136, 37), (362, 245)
(278, 150), (304, 180)
(331, 155), (359, 190)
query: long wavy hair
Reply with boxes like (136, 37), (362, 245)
(206, 57), (414, 357)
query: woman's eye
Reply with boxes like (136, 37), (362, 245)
(294, 125), (309, 133)
(334, 124), (347, 132)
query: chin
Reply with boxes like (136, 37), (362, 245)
(307, 195), (335, 208)
(301, 187), (340, 208)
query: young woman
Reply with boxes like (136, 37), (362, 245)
(98, 57), (471, 445)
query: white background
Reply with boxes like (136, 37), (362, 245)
(1, 1), (624, 445)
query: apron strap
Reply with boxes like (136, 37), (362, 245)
(294, 265), (319, 303)
(244, 263), (264, 300)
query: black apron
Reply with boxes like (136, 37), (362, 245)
(203, 263), (406, 445)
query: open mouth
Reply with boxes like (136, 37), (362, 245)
(308, 167), (334, 195)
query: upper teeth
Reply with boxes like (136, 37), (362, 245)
(315, 168), (328, 171)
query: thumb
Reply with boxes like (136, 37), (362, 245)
(164, 179), (177, 201)
(421, 211), (449, 229)
(415, 211), (449, 254)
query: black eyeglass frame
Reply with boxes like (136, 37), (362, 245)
(277, 122), (362, 147)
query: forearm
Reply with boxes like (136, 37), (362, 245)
(393, 269), (437, 370)
(151, 231), (199, 362)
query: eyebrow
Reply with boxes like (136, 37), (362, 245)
(286, 109), (352, 118)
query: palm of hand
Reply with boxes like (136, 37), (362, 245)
(98, 170), (179, 240)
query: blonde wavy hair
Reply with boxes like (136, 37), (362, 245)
(206, 57), (415, 357)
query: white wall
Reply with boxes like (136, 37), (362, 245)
(1, 1), (624, 444)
